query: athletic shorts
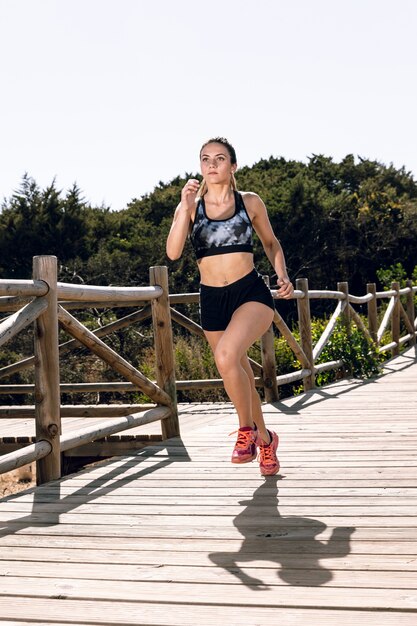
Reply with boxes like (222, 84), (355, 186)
(199, 268), (275, 332)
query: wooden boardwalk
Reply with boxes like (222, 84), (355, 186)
(0, 347), (416, 625)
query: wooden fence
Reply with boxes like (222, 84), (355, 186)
(0, 256), (416, 484)
(0, 257), (178, 483)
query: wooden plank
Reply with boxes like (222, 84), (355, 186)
(16, 478), (415, 488)
(0, 575), (416, 607)
(0, 597), (415, 626)
(2, 534), (417, 555)
(13, 484), (417, 498)
(4, 508), (417, 526)
(1, 502), (417, 517)
(0, 529), (417, 562)
(5, 492), (417, 505)
(2, 547), (417, 570)
(0, 522), (415, 540)
(2, 561), (417, 588)
(29, 466), (417, 478)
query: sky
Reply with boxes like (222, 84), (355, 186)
(1, 0), (417, 210)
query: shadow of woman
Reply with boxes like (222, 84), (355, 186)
(209, 476), (355, 589)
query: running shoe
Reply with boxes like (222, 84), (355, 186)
(230, 426), (257, 463)
(258, 430), (280, 476)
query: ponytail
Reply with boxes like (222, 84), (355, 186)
(197, 179), (207, 198)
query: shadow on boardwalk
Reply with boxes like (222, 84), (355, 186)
(0, 438), (191, 538)
(209, 476), (355, 589)
(274, 348), (417, 416)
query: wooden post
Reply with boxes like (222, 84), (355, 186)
(260, 276), (279, 402)
(391, 281), (400, 357)
(296, 278), (314, 391)
(337, 282), (351, 336)
(33, 255), (61, 484)
(406, 279), (416, 346)
(367, 283), (378, 344)
(150, 266), (179, 439)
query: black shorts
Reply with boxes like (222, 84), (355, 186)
(200, 268), (275, 332)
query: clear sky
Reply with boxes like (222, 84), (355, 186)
(1, 0), (416, 210)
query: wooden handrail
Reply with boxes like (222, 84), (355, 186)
(0, 279), (48, 297)
(56, 283), (163, 302)
(0, 440), (52, 475)
(0, 406), (171, 474)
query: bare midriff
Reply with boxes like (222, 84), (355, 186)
(198, 252), (255, 287)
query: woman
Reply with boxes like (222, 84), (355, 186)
(166, 137), (293, 476)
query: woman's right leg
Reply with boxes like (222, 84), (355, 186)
(204, 330), (258, 462)
(204, 329), (253, 428)
(204, 333), (267, 437)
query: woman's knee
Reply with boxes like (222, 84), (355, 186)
(214, 345), (240, 375)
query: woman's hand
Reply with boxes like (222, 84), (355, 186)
(276, 276), (294, 299)
(180, 178), (200, 213)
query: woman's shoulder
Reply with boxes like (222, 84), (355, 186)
(239, 191), (266, 216)
(239, 190), (263, 203)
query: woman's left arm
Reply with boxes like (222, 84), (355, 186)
(244, 192), (294, 299)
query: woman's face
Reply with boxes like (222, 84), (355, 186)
(200, 142), (236, 184)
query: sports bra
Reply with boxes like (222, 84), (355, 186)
(190, 191), (253, 260)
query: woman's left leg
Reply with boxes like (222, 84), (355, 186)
(211, 301), (274, 427)
(240, 354), (270, 444)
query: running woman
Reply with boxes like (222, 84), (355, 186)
(166, 137), (293, 475)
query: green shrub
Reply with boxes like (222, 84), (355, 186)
(311, 317), (382, 386)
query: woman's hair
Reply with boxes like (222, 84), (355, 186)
(198, 137), (238, 197)
(199, 136), (237, 164)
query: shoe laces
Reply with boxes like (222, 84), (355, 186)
(229, 428), (255, 449)
(258, 440), (275, 465)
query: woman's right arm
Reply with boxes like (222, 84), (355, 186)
(166, 204), (192, 260)
(166, 178), (199, 260)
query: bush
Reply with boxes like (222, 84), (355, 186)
(311, 317), (382, 386)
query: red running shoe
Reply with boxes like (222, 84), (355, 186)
(258, 430), (280, 476)
(230, 427), (257, 463)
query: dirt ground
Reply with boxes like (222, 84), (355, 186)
(0, 465), (36, 498)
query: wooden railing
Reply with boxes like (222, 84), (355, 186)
(0, 256), (416, 484)
(0, 257), (178, 483)
(168, 276), (417, 401)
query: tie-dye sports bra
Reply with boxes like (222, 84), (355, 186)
(190, 191), (254, 260)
